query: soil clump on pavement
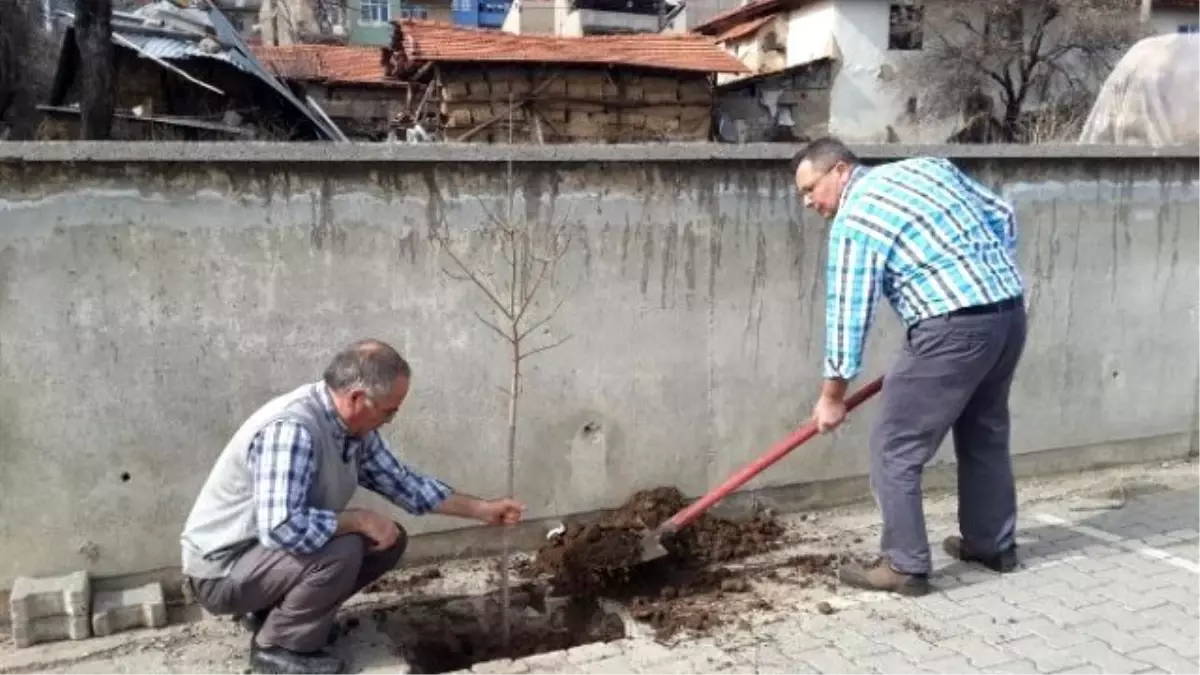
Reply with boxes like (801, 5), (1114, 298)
(520, 486), (825, 638)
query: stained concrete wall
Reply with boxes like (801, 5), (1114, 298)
(0, 143), (1196, 593)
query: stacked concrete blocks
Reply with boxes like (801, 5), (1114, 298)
(9, 571), (91, 647)
(91, 582), (168, 637)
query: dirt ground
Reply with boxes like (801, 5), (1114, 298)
(1, 460), (1194, 674)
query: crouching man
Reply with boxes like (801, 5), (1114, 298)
(180, 339), (524, 674)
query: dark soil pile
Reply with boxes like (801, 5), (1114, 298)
(520, 486), (789, 637)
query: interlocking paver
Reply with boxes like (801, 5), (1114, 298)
(793, 645), (860, 673)
(979, 659), (1037, 674)
(853, 651), (917, 674)
(1078, 619), (1161, 654)
(1127, 646), (1199, 674)
(1134, 625), (1200, 659)
(1003, 635), (1088, 672)
(921, 655), (982, 674)
(1073, 640), (1156, 674)
(940, 634), (1015, 669)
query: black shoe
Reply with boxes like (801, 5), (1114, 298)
(240, 611), (269, 634)
(943, 536), (1019, 572)
(249, 641), (345, 675)
(240, 611), (339, 645)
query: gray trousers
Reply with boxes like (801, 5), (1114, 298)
(871, 301), (1027, 575)
(190, 527), (407, 652)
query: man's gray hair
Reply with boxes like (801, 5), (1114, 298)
(323, 339), (411, 398)
(790, 136), (860, 174)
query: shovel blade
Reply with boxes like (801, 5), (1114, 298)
(638, 530), (670, 563)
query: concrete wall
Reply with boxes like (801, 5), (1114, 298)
(0, 143), (1196, 593)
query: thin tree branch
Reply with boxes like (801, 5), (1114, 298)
(517, 294), (570, 342)
(433, 227), (515, 320)
(474, 309), (516, 345)
(519, 334), (572, 361)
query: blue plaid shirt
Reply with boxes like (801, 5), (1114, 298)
(247, 386), (452, 554)
(824, 157), (1024, 380)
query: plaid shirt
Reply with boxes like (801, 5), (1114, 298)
(824, 157), (1024, 381)
(247, 386), (452, 554)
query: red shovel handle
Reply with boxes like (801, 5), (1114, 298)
(665, 375), (884, 531)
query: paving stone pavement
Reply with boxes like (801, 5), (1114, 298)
(483, 476), (1200, 675)
(2, 463), (1195, 675)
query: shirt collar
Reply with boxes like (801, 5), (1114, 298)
(838, 164), (868, 212)
(317, 383), (352, 441)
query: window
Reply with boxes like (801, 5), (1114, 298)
(888, 3), (923, 51)
(398, 4), (429, 18)
(1179, 23), (1199, 34)
(360, 0), (391, 23)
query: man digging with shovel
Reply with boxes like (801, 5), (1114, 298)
(180, 339), (525, 674)
(794, 138), (1027, 596)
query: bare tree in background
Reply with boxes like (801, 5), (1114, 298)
(897, 0), (1143, 142)
(76, 0), (115, 139)
(429, 105), (576, 650)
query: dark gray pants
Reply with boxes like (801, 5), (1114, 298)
(189, 528), (407, 652)
(871, 302), (1027, 575)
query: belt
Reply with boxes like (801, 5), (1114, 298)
(946, 295), (1022, 317)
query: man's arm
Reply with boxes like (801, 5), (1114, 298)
(248, 421), (338, 554)
(358, 434), (524, 525)
(357, 432), (453, 515)
(822, 221), (886, 392)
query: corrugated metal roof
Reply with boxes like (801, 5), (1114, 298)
(57, 1), (346, 140)
(118, 33), (249, 70)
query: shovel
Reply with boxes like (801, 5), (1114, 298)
(637, 376), (884, 563)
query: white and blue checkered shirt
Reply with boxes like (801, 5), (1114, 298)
(247, 386), (451, 554)
(824, 157), (1024, 381)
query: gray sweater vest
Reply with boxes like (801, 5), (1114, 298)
(180, 382), (359, 578)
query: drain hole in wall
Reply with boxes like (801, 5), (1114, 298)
(582, 422), (600, 435)
(120, 472), (131, 482)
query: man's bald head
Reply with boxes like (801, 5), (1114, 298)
(323, 339), (411, 399)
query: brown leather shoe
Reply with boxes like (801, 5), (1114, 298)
(838, 557), (930, 596)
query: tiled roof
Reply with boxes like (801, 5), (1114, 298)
(693, 0), (810, 36)
(715, 13), (775, 43)
(390, 20), (750, 74)
(252, 44), (399, 86)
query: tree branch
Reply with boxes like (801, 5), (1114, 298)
(519, 334), (572, 361)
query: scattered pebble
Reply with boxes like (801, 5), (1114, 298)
(816, 601), (835, 615)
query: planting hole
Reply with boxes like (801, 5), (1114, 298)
(376, 583), (624, 673)
(120, 472), (131, 482)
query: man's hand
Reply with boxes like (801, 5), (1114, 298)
(337, 509), (399, 552)
(812, 394), (847, 433)
(434, 493), (526, 525)
(476, 498), (525, 525)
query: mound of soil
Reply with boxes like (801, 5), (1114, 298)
(527, 487), (784, 595)
(520, 486), (789, 637)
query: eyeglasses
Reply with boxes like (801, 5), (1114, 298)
(796, 165), (836, 197)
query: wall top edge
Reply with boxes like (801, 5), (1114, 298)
(0, 142), (1196, 164)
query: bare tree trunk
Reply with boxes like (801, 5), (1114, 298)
(76, 0), (114, 140)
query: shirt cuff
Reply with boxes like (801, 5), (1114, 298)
(823, 359), (861, 381)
